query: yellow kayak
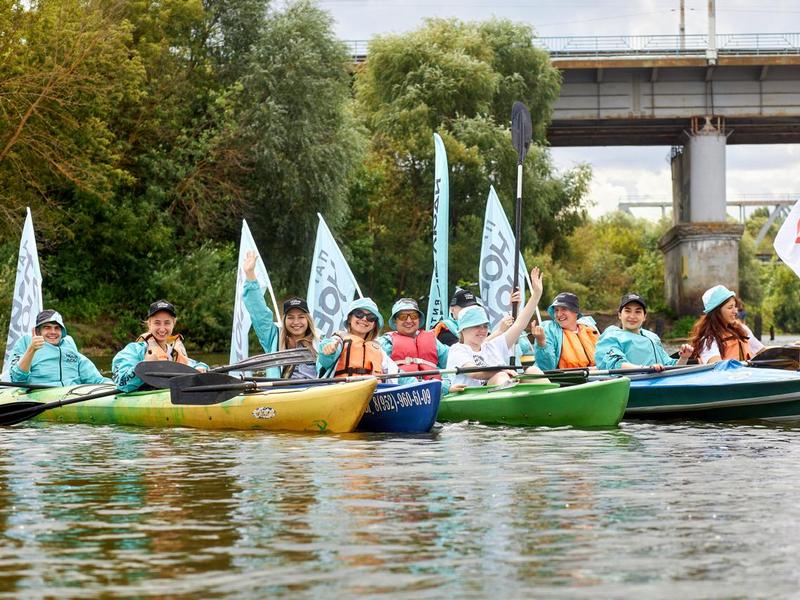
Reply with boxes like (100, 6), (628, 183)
(0, 378), (376, 433)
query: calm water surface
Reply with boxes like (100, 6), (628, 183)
(1, 420), (799, 598)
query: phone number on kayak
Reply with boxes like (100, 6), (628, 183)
(366, 388), (433, 414)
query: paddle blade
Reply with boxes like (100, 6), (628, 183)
(135, 361), (200, 388)
(748, 346), (800, 371)
(169, 372), (244, 405)
(0, 401), (50, 426)
(511, 101), (532, 164)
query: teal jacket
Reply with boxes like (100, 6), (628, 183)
(595, 326), (677, 370)
(242, 279), (281, 379)
(378, 330), (450, 393)
(9, 334), (110, 386)
(533, 316), (598, 371)
(112, 342), (209, 393)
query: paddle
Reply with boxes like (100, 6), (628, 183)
(0, 386), (123, 426)
(134, 347), (315, 388)
(0, 381), (63, 390)
(747, 346), (800, 371)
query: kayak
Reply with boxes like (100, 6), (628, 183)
(437, 377), (629, 428)
(0, 378), (376, 433)
(357, 379), (442, 433)
(625, 359), (800, 421)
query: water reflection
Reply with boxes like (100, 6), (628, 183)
(1, 421), (800, 597)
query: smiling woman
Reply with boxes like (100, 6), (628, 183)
(111, 300), (209, 392)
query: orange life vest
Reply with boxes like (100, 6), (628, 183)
(558, 324), (599, 369)
(137, 333), (191, 365)
(720, 335), (751, 361)
(333, 333), (385, 377)
(387, 330), (441, 380)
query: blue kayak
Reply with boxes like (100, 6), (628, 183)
(625, 360), (800, 421)
(357, 379), (442, 433)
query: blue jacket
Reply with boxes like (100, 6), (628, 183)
(242, 279), (281, 379)
(9, 334), (110, 386)
(112, 342), (209, 393)
(595, 326), (677, 370)
(533, 316), (598, 371)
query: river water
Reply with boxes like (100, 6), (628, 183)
(1, 420), (799, 598)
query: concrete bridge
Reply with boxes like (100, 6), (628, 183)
(345, 33), (800, 314)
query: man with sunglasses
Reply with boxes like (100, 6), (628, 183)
(379, 298), (453, 391)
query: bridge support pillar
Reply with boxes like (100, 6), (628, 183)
(662, 117), (742, 314)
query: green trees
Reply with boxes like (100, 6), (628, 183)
(351, 18), (589, 307)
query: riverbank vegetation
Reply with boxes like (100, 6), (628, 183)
(0, 0), (797, 354)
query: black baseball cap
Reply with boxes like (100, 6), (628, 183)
(283, 297), (310, 315)
(550, 292), (580, 314)
(148, 299), (176, 318)
(450, 289), (479, 309)
(618, 293), (647, 312)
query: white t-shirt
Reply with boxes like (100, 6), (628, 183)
(445, 335), (511, 387)
(698, 324), (765, 363)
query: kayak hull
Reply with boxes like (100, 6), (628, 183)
(357, 380), (442, 433)
(626, 360), (800, 421)
(0, 379), (376, 433)
(438, 378), (629, 428)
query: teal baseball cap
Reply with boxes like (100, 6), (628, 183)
(457, 306), (490, 332)
(702, 285), (736, 314)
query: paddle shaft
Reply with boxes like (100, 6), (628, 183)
(0, 387), (123, 426)
(0, 381), (60, 390)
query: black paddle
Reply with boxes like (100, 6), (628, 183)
(0, 381), (62, 390)
(135, 347), (315, 388)
(510, 101), (532, 366)
(0, 386), (123, 426)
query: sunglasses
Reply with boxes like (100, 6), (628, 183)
(351, 309), (378, 323)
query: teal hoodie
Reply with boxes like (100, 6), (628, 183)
(242, 279), (281, 379)
(112, 342), (209, 393)
(533, 316), (599, 371)
(10, 334), (110, 386)
(594, 325), (677, 370)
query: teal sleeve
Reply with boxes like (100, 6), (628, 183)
(112, 342), (147, 392)
(316, 337), (343, 377)
(78, 353), (113, 385)
(435, 339), (449, 368)
(243, 280), (278, 354)
(8, 336), (31, 383)
(595, 333), (626, 370)
(653, 336), (678, 366)
(188, 357), (210, 372)
(533, 323), (560, 371)
(377, 334), (393, 356)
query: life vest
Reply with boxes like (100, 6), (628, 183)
(137, 332), (191, 365)
(558, 324), (599, 369)
(720, 335), (751, 361)
(387, 330), (441, 380)
(333, 332), (385, 377)
(433, 320), (458, 346)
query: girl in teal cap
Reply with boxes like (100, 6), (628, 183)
(689, 285), (764, 364)
(445, 268), (545, 389)
(317, 298), (399, 379)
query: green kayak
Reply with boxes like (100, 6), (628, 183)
(438, 377), (630, 428)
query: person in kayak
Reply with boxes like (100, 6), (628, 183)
(318, 298), (400, 379)
(112, 300), (208, 392)
(689, 285), (765, 364)
(596, 293), (693, 371)
(445, 267), (545, 389)
(241, 250), (318, 379)
(433, 288), (481, 346)
(378, 297), (450, 389)
(532, 292), (599, 371)
(9, 309), (111, 386)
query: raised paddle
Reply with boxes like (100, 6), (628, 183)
(0, 386), (123, 426)
(134, 347), (315, 388)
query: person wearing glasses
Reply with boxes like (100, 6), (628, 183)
(317, 298), (400, 379)
(377, 298), (457, 391)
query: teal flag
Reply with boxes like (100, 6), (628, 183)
(425, 133), (449, 329)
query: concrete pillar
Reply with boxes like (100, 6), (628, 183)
(662, 116), (741, 314)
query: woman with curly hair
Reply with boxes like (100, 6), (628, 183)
(690, 285), (765, 364)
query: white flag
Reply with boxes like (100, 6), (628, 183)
(2, 208), (43, 379)
(307, 213), (362, 339)
(229, 220), (278, 367)
(425, 133), (449, 328)
(774, 199), (800, 278)
(479, 186), (529, 329)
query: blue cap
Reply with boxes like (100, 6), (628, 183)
(702, 285), (736, 314)
(546, 292), (582, 320)
(457, 306), (490, 332)
(346, 297), (384, 330)
(389, 298), (422, 330)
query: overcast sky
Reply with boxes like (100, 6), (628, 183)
(315, 0), (800, 219)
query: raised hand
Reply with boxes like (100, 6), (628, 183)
(529, 267), (543, 300)
(29, 327), (45, 353)
(243, 250), (257, 280)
